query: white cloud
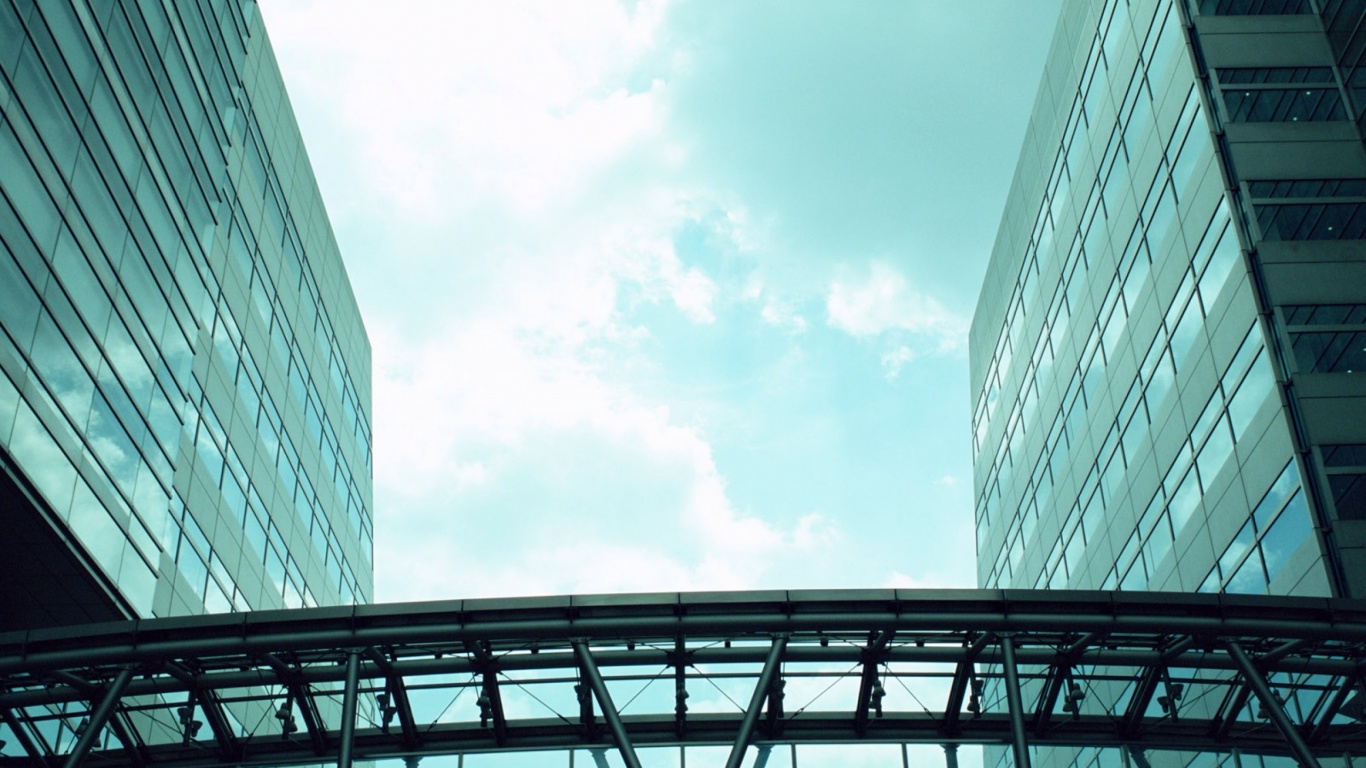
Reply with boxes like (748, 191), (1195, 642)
(826, 263), (966, 349)
(880, 345), (915, 380)
(262, 0), (675, 217)
(266, 0), (790, 601)
(759, 297), (808, 334)
(261, 0), (989, 606)
(884, 570), (968, 590)
(370, 296), (833, 599)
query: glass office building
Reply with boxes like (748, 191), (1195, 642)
(0, 0), (373, 630)
(972, 0), (1366, 600)
(972, 1), (1366, 766)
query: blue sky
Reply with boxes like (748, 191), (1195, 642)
(260, 0), (1065, 601)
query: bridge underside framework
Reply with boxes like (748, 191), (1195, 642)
(1, 590), (1365, 768)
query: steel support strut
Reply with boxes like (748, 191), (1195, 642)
(673, 635), (688, 738)
(1226, 642), (1321, 768)
(1311, 673), (1360, 743)
(365, 647), (420, 749)
(338, 652), (361, 768)
(2, 706), (51, 768)
(62, 667), (134, 768)
(725, 634), (788, 768)
(944, 632), (991, 736)
(855, 631), (894, 736)
(465, 641), (508, 746)
(572, 641), (642, 768)
(1000, 635), (1031, 768)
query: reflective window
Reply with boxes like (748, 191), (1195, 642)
(1323, 444), (1366, 519)
(1218, 68), (1344, 122)
(1198, 0), (1309, 13)
(1251, 179), (1366, 239)
(1283, 304), (1366, 373)
(1256, 203), (1366, 240)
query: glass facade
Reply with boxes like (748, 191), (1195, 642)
(973, 0), (1366, 765)
(0, 0), (372, 628)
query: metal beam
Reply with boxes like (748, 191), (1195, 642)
(3, 591), (1366, 768)
(943, 632), (992, 735)
(763, 672), (785, 738)
(1000, 635), (1031, 768)
(1038, 632), (1097, 731)
(1064, 632), (1102, 658)
(8, 591), (1366, 678)
(107, 712), (147, 768)
(195, 689), (240, 759)
(1121, 637), (1193, 737)
(576, 672), (597, 736)
(165, 664), (238, 759)
(464, 641), (508, 747)
(672, 635), (688, 739)
(855, 631), (894, 737)
(1262, 639), (1311, 666)
(389, 672), (420, 747)
(1226, 641), (1320, 768)
(365, 647), (420, 749)
(1122, 664), (1163, 737)
(61, 666), (133, 768)
(573, 641), (642, 768)
(2, 706), (50, 768)
(338, 651), (361, 768)
(262, 654), (327, 755)
(725, 634), (788, 768)
(295, 683), (326, 753)
(51, 670), (97, 695)
(1212, 684), (1253, 740)
(1310, 674), (1359, 743)
(1032, 662), (1071, 731)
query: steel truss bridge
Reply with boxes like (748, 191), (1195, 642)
(2, 590), (1366, 768)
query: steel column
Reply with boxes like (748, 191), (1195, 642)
(62, 667), (134, 768)
(1226, 642), (1320, 768)
(725, 634), (788, 768)
(338, 652), (361, 768)
(573, 641), (643, 768)
(1000, 635), (1031, 768)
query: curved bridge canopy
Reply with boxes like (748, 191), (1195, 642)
(1, 589), (1365, 768)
